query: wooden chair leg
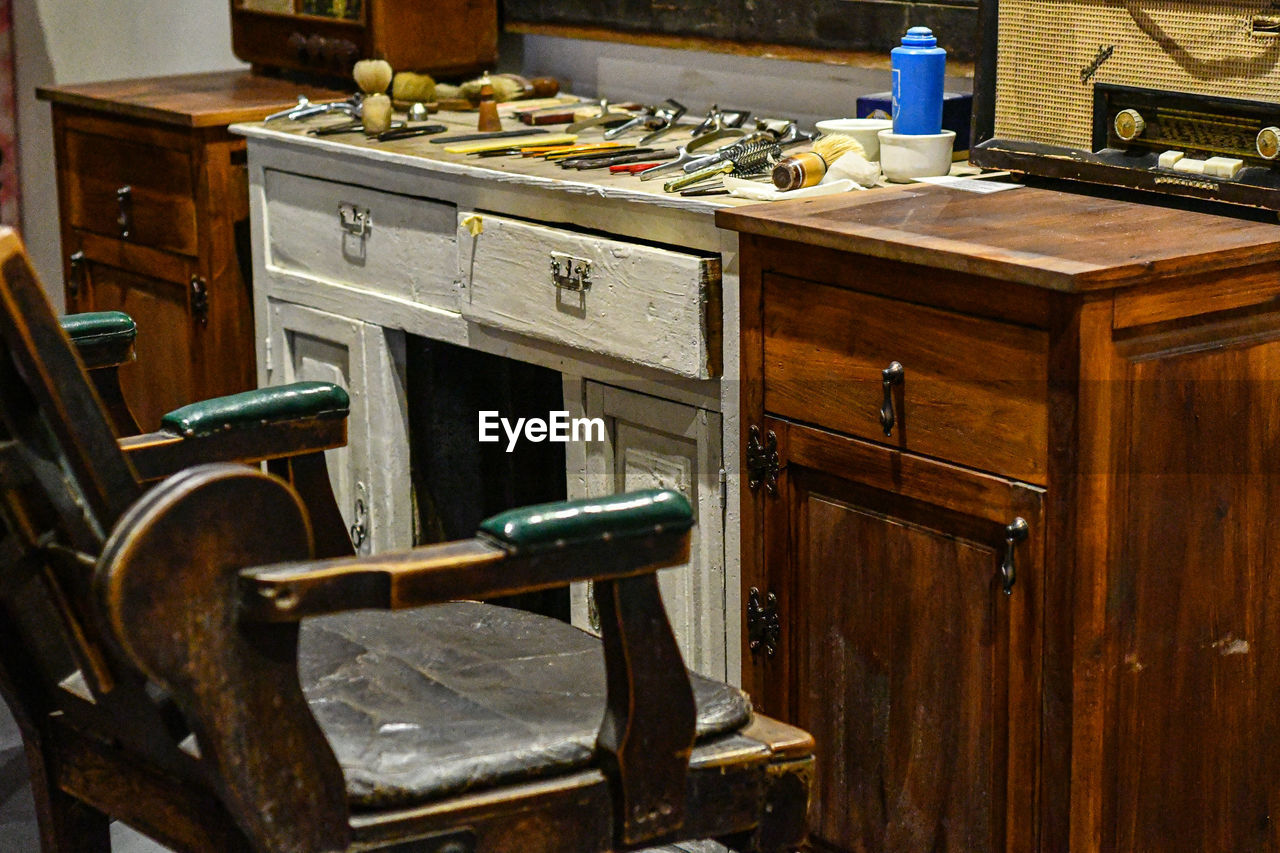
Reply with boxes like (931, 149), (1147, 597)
(267, 452), (354, 558)
(24, 745), (111, 853)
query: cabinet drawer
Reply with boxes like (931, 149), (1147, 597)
(63, 130), (197, 256)
(263, 169), (457, 309)
(764, 274), (1049, 483)
(457, 212), (721, 379)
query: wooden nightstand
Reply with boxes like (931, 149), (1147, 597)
(38, 71), (346, 429)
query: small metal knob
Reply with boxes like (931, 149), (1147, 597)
(1259, 126), (1280, 160)
(1114, 109), (1146, 142)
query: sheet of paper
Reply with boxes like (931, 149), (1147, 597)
(914, 175), (1022, 193)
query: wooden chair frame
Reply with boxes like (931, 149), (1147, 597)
(0, 228), (813, 852)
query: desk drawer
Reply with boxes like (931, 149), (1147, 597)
(263, 169), (456, 309)
(457, 212), (720, 379)
(63, 130), (197, 256)
(764, 274), (1049, 483)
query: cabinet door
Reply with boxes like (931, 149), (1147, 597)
(751, 419), (1043, 852)
(264, 300), (410, 555)
(69, 248), (196, 430)
(568, 381), (726, 680)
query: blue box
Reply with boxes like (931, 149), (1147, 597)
(856, 91), (973, 153)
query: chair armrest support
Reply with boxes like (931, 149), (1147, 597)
(119, 382), (350, 481)
(240, 489), (693, 621)
(121, 418), (346, 482)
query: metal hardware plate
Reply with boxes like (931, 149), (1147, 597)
(550, 252), (592, 292)
(338, 202), (371, 238)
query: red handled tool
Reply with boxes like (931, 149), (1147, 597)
(610, 162), (663, 174)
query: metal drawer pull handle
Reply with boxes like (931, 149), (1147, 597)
(1001, 517), (1030, 595)
(116, 186), (133, 239)
(338, 203), (371, 238)
(880, 361), (904, 436)
(68, 251), (86, 297)
(350, 498), (368, 549)
(550, 252), (592, 292)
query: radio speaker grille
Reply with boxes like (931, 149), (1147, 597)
(994, 0), (1280, 148)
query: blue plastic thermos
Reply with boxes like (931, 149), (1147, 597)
(891, 27), (946, 134)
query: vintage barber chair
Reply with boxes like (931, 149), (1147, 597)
(0, 227), (813, 852)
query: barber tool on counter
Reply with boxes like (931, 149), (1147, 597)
(353, 59), (394, 136)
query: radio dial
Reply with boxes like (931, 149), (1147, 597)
(1114, 109), (1146, 142)
(1257, 127), (1280, 160)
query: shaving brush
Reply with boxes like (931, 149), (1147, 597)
(812, 133), (866, 164)
(354, 59), (394, 136)
(816, 133), (881, 187)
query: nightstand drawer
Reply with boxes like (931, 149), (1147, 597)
(263, 169), (457, 309)
(763, 274), (1049, 483)
(63, 130), (197, 256)
(457, 212), (721, 379)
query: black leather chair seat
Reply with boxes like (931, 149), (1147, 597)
(300, 602), (753, 809)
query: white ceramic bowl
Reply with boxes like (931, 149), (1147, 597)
(877, 129), (956, 182)
(814, 118), (893, 161)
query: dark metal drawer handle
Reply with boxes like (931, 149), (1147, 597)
(1001, 517), (1030, 595)
(68, 251), (85, 297)
(116, 186), (133, 239)
(880, 361), (904, 436)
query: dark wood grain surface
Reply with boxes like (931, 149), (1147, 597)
(37, 71), (347, 128)
(717, 184), (1280, 292)
(732, 183), (1280, 851)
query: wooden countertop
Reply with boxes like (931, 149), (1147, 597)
(715, 183), (1280, 292)
(37, 70), (348, 128)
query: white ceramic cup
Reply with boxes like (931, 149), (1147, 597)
(814, 118), (893, 161)
(877, 129), (956, 182)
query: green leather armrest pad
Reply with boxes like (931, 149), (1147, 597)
(61, 312), (136, 367)
(61, 311), (137, 343)
(160, 381), (350, 438)
(478, 489), (693, 551)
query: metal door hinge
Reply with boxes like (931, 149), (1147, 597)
(189, 276), (209, 326)
(746, 425), (779, 493)
(67, 251), (85, 298)
(747, 587), (780, 658)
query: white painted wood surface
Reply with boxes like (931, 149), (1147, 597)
(264, 300), (412, 555)
(566, 381), (726, 680)
(242, 114), (745, 683)
(264, 168), (458, 310)
(457, 211), (719, 380)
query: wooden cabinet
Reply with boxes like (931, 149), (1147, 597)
(720, 184), (1280, 851)
(39, 71), (344, 429)
(567, 381), (726, 677)
(264, 299), (411, 555)
(756, 420), (1043, 851)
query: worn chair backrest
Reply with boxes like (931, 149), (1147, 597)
(0, 228), (177, 760)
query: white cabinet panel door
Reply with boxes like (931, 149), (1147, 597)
(264, 299), (411, 555)
(568, 380), (726, 680)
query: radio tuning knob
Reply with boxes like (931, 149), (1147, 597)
(1114, 109), (1146, 142)
(1258, 127), (1280, 160)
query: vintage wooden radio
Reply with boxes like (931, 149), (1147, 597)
(971, 0), (1280, 210)
(230, 0), (497, 79)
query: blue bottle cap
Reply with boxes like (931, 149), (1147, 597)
(901, 27), (937, 47)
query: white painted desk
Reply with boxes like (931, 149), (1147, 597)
(237, 110), (759, 681)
